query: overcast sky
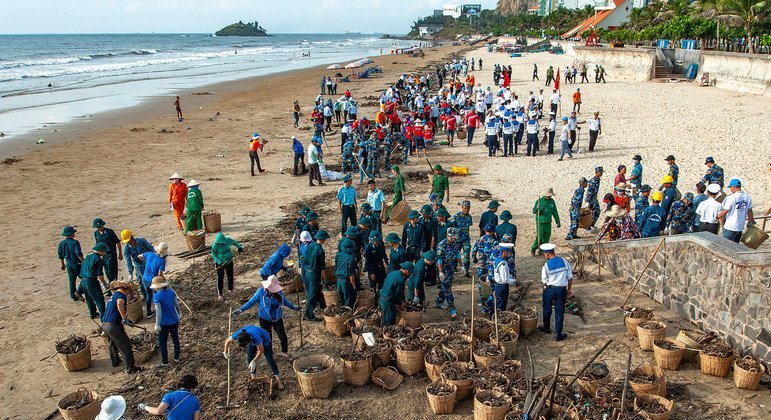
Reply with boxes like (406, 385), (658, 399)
(1, 0), (499, 34)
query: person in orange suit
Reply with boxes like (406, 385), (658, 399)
(168, 173), (187, 230)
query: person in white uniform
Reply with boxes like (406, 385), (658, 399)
(537, 243), (572, 341)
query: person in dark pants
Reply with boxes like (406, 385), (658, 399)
(140, 243), (168, 318)
(249, 133), (266, 175)
(365, 231), (388, 297)
(234, 275), (300, 359)
(303, 230), (329, 321)
(211, 233), (243, 300)
(407, 250), (436, 305)
(101, 280), (143, 373)
(546, 112), (557, 154)
(380, 262), (414, 326)
(293, 101), (300, 128)
(79, 242), (109, 318)
(291, 136), (306, 176)
(224, 325), (284, 389)
(150, 276), (181, 367)
(307, 138), (324, 186)
(93, 218), (122, 285)
(537, 243), (572, 341)
(491, 243), (516, 313)
(337, 173), (358, 235)
(58, 226), (83, 301)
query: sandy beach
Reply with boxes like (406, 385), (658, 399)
(1, 42), (770, 418)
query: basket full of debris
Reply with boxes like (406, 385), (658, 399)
(57, 388), (100, 420)
(55, 335), (92, 372)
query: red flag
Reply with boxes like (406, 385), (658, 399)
(554, 68), (561, 91)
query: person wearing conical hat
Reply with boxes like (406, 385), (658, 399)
(78, 242), (109, 319)
(57, 226), (83, 301)
(532, 189), (560, 256)
(184, 179), (204, 232)
(101, 280), (143, 374)
(168, 173), (187, 230)
(93, 218), (123, 285)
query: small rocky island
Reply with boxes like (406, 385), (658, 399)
(215, 21), (268, 36)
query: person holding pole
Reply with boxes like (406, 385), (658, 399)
(532, 189), (560, 256)
(537, 243), (572, 341)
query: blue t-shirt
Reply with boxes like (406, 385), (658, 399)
(161, 389), (200, 420)
(152, 288), (180, 325)
(101, 291), (126, 323)
(142, 252), (166, 285)
(231, 325), (271, 346)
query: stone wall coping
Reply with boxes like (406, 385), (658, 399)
(568, 232), (771, 267)
(573, 46), (655, 54)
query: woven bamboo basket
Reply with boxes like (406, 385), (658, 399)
(203, 211), (221, 233)
(355, 289), (376, 310)
(578, 208), (592, 228)
(699, 352), (734, 378)
(442, 362), (475, 401)
(293, 355), (337, 399)
(491, 330), (519, 360)
(322, 289), (339, 307)
(398, 309), (423, 328)
(185, 230), (206, 251)
(741, 224), (769, 249)
(733, 357), (766, 391)
(674, 329), (702, 362)
(324, 313), (350, 337)
(653, 339), (684, 370)
(473, 349), (505, 369)
(630, 365), (667, 397)
(465, 317), (494, 341)
(517, 309), (538, 337)
(456, 129), (467, 140)
(426, 353), (458, 382)
(372, 366), (403, 390)
(389, 201), (412, 225)
(135, 345), (157, 364)
(538, 404), (580, 420)
(370, 343), (393, 367)
(56, 339), (92, 372)
(474, 390), (511, 420)
(351, 325), (381, 351)
(280, 275), (303, 294)
(57, 388), (100, 420)
(395, 346), (426, 376)
(637, 321), (667, 351)
(442, 334), (472, 362)
(426, 380), (457, 415)
(352, 313), (382, 328)
(634, 393), (674, 420)
(418, 327), (444, 352)
(624, 312), (654, 336)
(125, 298), (144, 323)
(497, 311), (520, 335)
(577, 375), (610, 397)
(341, 355), (372, 387)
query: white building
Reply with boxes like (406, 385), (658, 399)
(418, 24), (444, 37)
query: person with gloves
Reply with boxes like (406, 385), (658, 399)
(121, 229), (153, 283)
(380, 262), (414, 326)
(150, 276), (181, 368)
(233, 275), (299, 360)
(100, 280), (143, 374)
(137, 374), (200, 419)
(168, 173), (188, 230)
(79, 242), (109, 319)
(407, 250), (436, 305)
(211, 233), (243, 300)
(491, 243), (516, 311)
(259, 244), (293, 281)
(184, 179), (204, 232)
(223, 324), (283, 389)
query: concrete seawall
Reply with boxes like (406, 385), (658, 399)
(699, 51), (771, 97)
(573, 46), (656, 82)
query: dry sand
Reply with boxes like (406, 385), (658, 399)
(0, 43), (769, 418)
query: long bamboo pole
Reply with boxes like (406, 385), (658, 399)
(620, 238), (666, 308)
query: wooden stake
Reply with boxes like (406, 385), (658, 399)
(176, 294), (194, 315)
(620, 238), (666, 308)
(297, 291), (304, 348)
(470, 274), (475, 364)
(226, 306), (233, 407)
(567, 339), (613, 389)
(620, 352), (632, 419)
(492, 287), (500, 346)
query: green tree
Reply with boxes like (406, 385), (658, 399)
(721, 0), (768, 52)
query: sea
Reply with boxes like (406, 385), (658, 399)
(0, 33), (416, 142)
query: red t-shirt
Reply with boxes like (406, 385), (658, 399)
(466, 113), (480, 128)
(446, 117), (457, 130)
(389, 114), (401, 124)
(404, 125), (413, 139)
(413, 125), (424, 137)
(423, 126), (433, 140)
(376, 127), (385, 140)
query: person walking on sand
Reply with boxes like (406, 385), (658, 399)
(174, 96), (183, 122)
(598, 65), (607, 83)
(537, 243), (572, 341)
(580, 64), (589, 83)
(168, 173), (187, 230)
(58, 226), (83, 301)
(233, 275), (300, 360)
(249, 133), (266, 176)
(101, 280), (143, 373)
(566, 178), (587, 240)
(532, 189), (560, 255)
(184, 180), (204, 232)
(211, 233), (243, 300)
(532, 63), (539, 81)
(546, 66), (554, 86)
(293, 100), (301, 128)
(93, 218), (122, 285)
(549, 89), (559, 115)
(223, 324), (284, 389)
(79, 242), (109, 318)
(150, 276), (181, 367)
(138, 375), (200, 418)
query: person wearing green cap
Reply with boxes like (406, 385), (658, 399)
(380, 261), (413, 326)
(184, 180), (204, 232)
(357, 217), (372, 250)
(339, 226), (363, 270)
(385, 232), (406, 273)
(93, 218), (123, 284)
(495, 210), (517, 247)
(451, 200), (473, 277)
(402, 210), (423, 262)
(431, 164), (450, 204)
(364, 231), (388, 296)
(335, 240), (357, 308)
(303, 230), (329, 321)
(472, 223), (499, 279)
(532, 189), (560, 255)
(358, 204), (376, 240)
(418, 204), (437, 252)
(302, 212), (320, 239)
(337, 173), (358, 235)
(78, 242), (110, 318)
(58, 226), (84, 301)
(408, 251), (436, 305)
(478, 200), (500, 237)
(294, 207), (311, 237)
(384, 166), (404, 222)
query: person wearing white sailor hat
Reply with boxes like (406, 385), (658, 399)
(538, 243), (572, 342)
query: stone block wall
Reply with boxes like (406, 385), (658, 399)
(569, 232), (771, 364)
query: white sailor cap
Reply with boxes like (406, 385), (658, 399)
(707, 184), (721, 194)
(539, 243), (557, 253)
(499, 243), (514, 249)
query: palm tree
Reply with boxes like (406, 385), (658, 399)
(657, 0), (693, 19)
(694, 0), (737, 47)
(720, 0), (768, 52)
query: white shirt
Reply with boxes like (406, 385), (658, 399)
(551, 93), (560, 105)
(586, 118), (601, 131)
(341, 124), (352, 134)
(721, 191), (753, 231)
(548, 119), (557, 132)
(511, 100), (520, 110)
(494, 259), (516, 285)
(568, 118), (578, 130)
(541, 256), (573, 287)
(475, 101), (486, 113)
(502, 122), (515, 135)
(367, 189), (385, 211)
(308, 144), (321, 164)
(559, 125), (570, 142)
(526, 120), (539, 134)
(695, 197), (722, 224)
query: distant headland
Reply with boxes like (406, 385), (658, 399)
(215, 21), (269, 37)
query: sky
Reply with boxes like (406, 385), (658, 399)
(0, 0), (500, 34)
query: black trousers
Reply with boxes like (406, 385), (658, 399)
(259, 317), (289, 354)
(550, 103), (558, 114)
(325, 116), (332, 131)
(569, 130), (577, 149)
(548, 131), (555, 154)
(294, 153), (306, 176)
(293, 111), (299, 126)
(102, 322), (136, 371)
(309, 163), (322, 185)
(216, 261), (234, 296)
(589, 130), (599, 152)
(700, 222), (720, 235)
(341, 204), (357, 234)
(249, 151), (262, 175)
(158, 323), (180, 364)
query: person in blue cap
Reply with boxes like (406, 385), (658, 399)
(472, 223), (498, 279)
(566, 178), (587, 240)
(79, 242), (110, 318)
(479, 200), (500, 237)
(386, 232), (407, 273)
(538, 243), (572, 341)
(701, 156), (725, 189)
(93, 218), (122, 286)
(402, 210), (423, 262)
(380, 261), (414, 326)
(303, 230), (329, 321)
(585, 167), (603, 229)
(364, 231), (388, 296)
(451, 200), (473, 277)
(408, 251), (436, 305)
(436, 227), (462, 318)
(260, 244), (293, 281)
(501, 115), (515, 156)
(337, 173), (358, 235)
(58, 226), (83, 301)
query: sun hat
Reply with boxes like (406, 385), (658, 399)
(299, 206), (311, 215)
(640, 184), (652, 192)
(422, 250), (436, 263)
(306, 211), (319, 221)
(542, 188), (555, 197)
(93, 242), (109, 253)
(120, 229), (133, 243)
(109, 280), (133, 291)
(169, 172), (184, 180)
(92, 218), (106, 228)
(705, 156), (715, 164)
(595, 166), (604, 173)
(252, 133), (260, 139)
(150, 276), (168, 290)
(400, 261), (415, 272)
(706, 184), (721, 194)
(420, 204), (432, 215)
(187, 179), (200, 187)
(314, 230), (330, 240)
(437, 208), (451, 218)
(97, 395), (126, 420)
(539, 243), (556, 253)
(345, 226), (360, 236)
(500, 210), (513, 221)
(369, 230), (382, 240)
(632, 155), (642, 161)
(342, 173), (352, 182)
(299, 231), (312, 242)
(361, 203), (372, 211)
(61, 226), (77, 236)
(358, 218), (371, 227)
(433, 164), (443, 171)
(262, 275), (283, 293)
(487, 200), (500, 209)
(386, 232), (401, 243)
(154, 242), (169, 257)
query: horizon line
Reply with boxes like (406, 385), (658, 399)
(0, 31), (402, 36)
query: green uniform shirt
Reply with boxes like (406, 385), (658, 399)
(211, 233), (242, 266)
(186, 188), (204, 212)
(304, 242), (326, 273)
(393, 175), (404, 196)
(479, 211), (499, 234)
(94, 228), (120, 253)
(432, 174), (449, 195)
(495, 222), (517, 244)
(387, 246), (406, 273)
(80, 253), (104, 280)
(334, 251), (356, 280)
(533, 197), (560, 225)
(380, 270), (405, 305)
(58, 238), (83, 265)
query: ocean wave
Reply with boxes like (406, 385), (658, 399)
(0, 49), (160, 69)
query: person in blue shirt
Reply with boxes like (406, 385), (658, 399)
(639, 192), (667, 238)
(660, 175), (678, 218)
(93, 218), (123, 283)
(79, 242), (109, 319)
(151, 276), (181, 367)
(100, 280), (143, 374)
(337, 173), (358, 235)
(259, 243), (293, 281)
(291, 135), (306, 176)
(121, 229), (153, 283)
(57, 226), (83, 301)
(233, 275), (299, 359)
(138, 374), (200, 420)
(140, 243), (168, 318)
(223, 324), (283, 389)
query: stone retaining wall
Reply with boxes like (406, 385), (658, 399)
(699, 51), (771, 97)
(569, 232), (771, 364)
(573, 46), (656, 82)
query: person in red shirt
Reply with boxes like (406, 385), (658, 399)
(422, 122), (434, 149)
(412, 121), (425, 158)
(445, 114), (457, 146)
(404, 122), (414, 156)
(249, 133), (266, 175)
(388, 113), (401, 134)
(375, 125), (385, 141)
(425, 118), (436, 135)
(464, 110), (481, 146)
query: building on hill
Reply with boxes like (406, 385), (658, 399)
(418, 24), (445, 37)
(560, 0), (633, 39)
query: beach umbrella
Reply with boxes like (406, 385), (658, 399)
(344, 62), (361, 69)
(327, 64), (344, 70)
